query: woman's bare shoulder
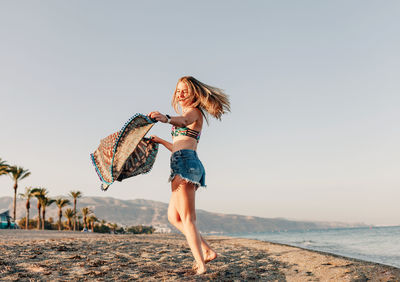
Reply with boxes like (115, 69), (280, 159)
(187, 107), (203, 116)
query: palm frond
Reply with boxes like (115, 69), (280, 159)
(19, 187), (34, 199)
(64, 208), (75, 218)
(56, 198), (71, 208)
(0, 158), (9, 176)
(81, 207), (92, 216)
(31, 187), (49, 201)
(8, 166), (31, 181)
(69, 190), (83, 199)
(42, 197), (56, 207)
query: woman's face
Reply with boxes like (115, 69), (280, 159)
(176, 81), (193, 107)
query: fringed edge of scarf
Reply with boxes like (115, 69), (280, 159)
(90, 153), (113, 185)
(110, 113), (157, 182)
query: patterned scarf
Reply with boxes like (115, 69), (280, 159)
(91, 114), (159, 191)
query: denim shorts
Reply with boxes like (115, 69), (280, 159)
(169, 149), (206, 188)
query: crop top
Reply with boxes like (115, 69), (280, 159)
(171, 126), (201, 142)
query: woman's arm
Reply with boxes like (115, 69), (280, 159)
(151, 135), (173, 152)
(149, 109), (198, 128)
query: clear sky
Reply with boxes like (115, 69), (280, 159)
(1, 1), (399, 226)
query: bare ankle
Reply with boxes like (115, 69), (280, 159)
(196, 264), (206, 275)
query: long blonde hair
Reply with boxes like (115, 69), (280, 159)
(172, 76), (230, 123)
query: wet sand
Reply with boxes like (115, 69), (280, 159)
(0, 230), (399, 281)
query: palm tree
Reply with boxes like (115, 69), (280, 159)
(8, 166), (31, 221)
(55, 198), (70, 231)
(69, 191), (82, 231)
(76, 214), (82, 231)
(64, 208), (75, 230)
(99, 219), (107, 232)
(109, 222), (118, 233)
(0, 158), (9, 176)
(81, 207), (92, 230)
(31, 187), (48, 230)
(19, 187), (34, 229)
(88, 215), (98, 232)
(41, 196), (55, 230)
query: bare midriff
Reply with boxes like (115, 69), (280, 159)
(172, 137), (198, 153)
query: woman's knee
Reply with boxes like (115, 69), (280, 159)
(167, 210), (181, 226)
(167, 214), (176, 225)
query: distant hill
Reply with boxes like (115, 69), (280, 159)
(0, 196), (367, 234)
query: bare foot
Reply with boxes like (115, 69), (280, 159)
(204, 249), (217, 263)
(192, 250), (218, 270)
(195, 265), (207, 275)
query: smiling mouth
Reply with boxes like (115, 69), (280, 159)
(178, 97), (190, 101)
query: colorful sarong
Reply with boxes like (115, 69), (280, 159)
(90, 114), (159, 191)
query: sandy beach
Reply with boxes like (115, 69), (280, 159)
(0, 230), (399, 281)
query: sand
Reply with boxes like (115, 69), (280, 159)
(0, 230), (399, 281)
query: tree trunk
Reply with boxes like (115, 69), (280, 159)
(13, 183), (18, 221)
(42, 208), (46, 230)
(25, 200), (30, 230)
(73, 199), (77, 231)
(37, 204), (41, 230)
(58, 209), (62, 231)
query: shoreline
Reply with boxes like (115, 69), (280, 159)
(1, 230), (399, 281)
(223, 233), (400, 270)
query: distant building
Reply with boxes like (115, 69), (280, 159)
(154, 225), (172, 233)
(0, 210), (18, 229)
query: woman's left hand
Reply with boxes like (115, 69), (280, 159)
(149, 135), (163, 143)
(148, 111), (168, 123)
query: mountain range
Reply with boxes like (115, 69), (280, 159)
(0, 196), (367, 233)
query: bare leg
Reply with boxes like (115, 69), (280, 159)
(170, 176), (206, 274)
(168, 191), (217, 263)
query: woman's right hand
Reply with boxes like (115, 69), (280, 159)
(148, 111), (168, 123)
(150, 135), (163, 143)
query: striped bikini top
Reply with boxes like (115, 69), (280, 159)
(171, 126), (201, 142)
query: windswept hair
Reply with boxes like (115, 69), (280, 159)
(172, 76), (231, 124)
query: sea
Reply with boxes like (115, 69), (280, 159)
(227, 226), (400, 268)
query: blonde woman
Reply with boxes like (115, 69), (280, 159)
(149, 76), (230, 275)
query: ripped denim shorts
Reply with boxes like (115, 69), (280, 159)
(169, 149), (206, 188)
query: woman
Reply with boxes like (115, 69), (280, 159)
(148, 76), (230, 274)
